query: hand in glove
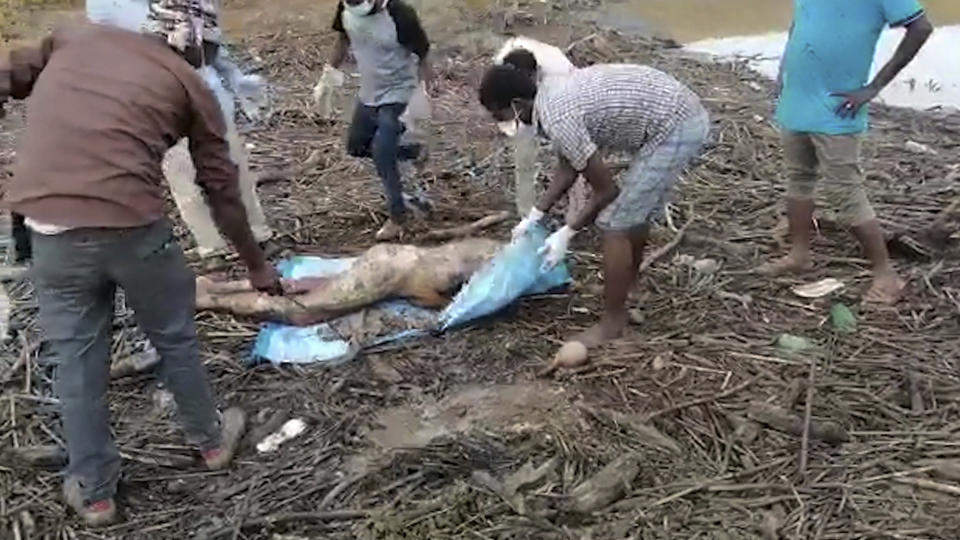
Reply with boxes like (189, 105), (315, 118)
(538, 225), (576, 271)
(511, 207), (544, 243)
(312, 64), (345, 105)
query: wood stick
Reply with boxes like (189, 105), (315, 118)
(907, 371), (924, 414)
(747, 402), (849, 445)
(799, 362), (816, 479)
(645, 377), (755, 422)
(0, 265), (28, 282)
(423, 211), (511, 240)
(639, 215), (694, 273)
(256, 149), (322, 185)
(891, 476), (960, 497)
(202, 510), (371, 539)
(928, 195), (960, 232)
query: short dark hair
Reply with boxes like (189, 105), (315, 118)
(501, 48), (538, 74)
(479, 65), (537, 112)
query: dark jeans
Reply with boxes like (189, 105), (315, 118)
(346, 101), (421, 220)
(11, 212), (31, 263)
(31, 220), (221, 504)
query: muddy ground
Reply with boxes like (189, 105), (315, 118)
(2, 0), (960, 539)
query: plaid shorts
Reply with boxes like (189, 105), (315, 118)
(598, 106), (710, 231)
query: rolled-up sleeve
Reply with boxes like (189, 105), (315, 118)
(544, 116), (597, 172)
(880, 0), (924, 27)
(184, 75), (241, 205)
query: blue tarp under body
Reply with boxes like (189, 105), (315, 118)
(251, 225), (570, 366)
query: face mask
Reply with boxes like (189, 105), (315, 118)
(344, 0), (375, 17)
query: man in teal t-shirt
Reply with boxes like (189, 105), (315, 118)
(762, 0), (932, 304)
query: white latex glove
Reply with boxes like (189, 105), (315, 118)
(511, 207), (544, 243)
(312, 64), (345, 105)
(538, 225), (576, 271)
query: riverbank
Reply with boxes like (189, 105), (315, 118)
(1, 1), (959, 538)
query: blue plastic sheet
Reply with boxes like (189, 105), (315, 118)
(439, 225), (570, 330)
(252, 226), (571, 366)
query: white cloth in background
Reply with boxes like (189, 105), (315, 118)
(492, 36), (585, 219)
(85, 1), (272, 254)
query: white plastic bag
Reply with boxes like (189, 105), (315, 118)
(312, 65), (345, 119)
(399, 82), (431, 146)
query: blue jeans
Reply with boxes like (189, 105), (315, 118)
(346, 101), (420, 220)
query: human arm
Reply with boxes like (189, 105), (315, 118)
(329, 1), (350, 69)
(511, 155), (578, 241)
(538, 154), (619, 270)
(0, 34), (57, 116)
(566, 154), (620, 231)
(186, 84), (281, 294)
(833, 10), (933, 117)
(390, 0), (433, 89)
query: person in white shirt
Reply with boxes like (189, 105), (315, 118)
(492, 37), (588, 224)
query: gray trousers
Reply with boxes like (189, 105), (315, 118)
(31, 220), (221, 504)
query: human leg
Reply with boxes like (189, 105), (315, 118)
(226, 116), (273, 244)
(346, 101), (378, 159)
(586, 110), (708, 345)
(574, 226), (650, 347)
(757, 131), (818, 275)
(106, 221), (226, 456)
(195, 275), (322, 325)
(812, 134), (904, 303)
(164, 138), (229, 256)
(372, 103), (408, 224)
(31, 230), (119, 525)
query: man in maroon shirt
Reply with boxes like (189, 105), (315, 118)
(1, 0), (282, 527)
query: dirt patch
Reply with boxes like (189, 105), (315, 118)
(365, 382), (572, 452)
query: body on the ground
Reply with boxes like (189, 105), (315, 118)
(196, 237), (503, 325)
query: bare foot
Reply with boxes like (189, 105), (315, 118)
(863, 270), (906, 305)
(755, 253), (813, 276)
(573, 314), (628, 348)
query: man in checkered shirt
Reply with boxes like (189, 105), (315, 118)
(480, 62), (709, 348)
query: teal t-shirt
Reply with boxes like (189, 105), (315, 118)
(775, 0), (925, 135)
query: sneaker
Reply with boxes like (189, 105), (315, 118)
(63, 477), (117, 527)
(375, 219), (405, 242)
(202, 407), (247, 470)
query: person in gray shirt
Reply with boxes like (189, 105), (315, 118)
(328, 0), (433, 241)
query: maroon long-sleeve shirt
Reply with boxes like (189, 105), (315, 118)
(1, 22), (240, 229)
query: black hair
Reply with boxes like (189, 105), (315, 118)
(501, 48), (538, 74)
(479, 64), (537, 112)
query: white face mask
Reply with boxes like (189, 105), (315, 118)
(343, 0), (376, 17)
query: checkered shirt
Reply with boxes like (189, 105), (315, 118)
(534, 64), (702, 171)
